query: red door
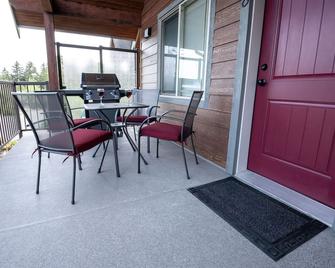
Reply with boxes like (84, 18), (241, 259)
(248, 0), (335, 208)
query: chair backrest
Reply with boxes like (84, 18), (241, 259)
(182, 91), (203, 139)
(58, 90), (75, 126)
(12, 92), (75, 153)
(132, 89), (160, 116)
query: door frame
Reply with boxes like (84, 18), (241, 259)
(226, 0), (335, 228)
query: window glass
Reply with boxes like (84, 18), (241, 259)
(161, 0), (209, 98)
(162, 13), (179, 95)
(178, 0), (207, 96)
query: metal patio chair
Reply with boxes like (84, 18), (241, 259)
(137, 91), (203, 179)
(12, 91), (119, 205)
(117, 88), (160, 153)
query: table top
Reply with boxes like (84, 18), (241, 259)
(84, 102), (149, 110)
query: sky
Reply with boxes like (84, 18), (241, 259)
(0, 0), (111, 72)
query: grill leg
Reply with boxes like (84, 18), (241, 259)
(156, 139), (159, 158)
(182, 142), (190, 180)
(98, 140), (109, 173)
(36, 149), (42, 194)
(190, 134), (199, 165)
(72, 156), (77, 205)
(112, 132), (120, 177)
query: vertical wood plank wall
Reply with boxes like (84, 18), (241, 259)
(141, 0), (241, 166)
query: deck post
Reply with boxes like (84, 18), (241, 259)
(43, 12), (59, 91)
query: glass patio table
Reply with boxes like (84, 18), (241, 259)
(84, 102), (149, 164)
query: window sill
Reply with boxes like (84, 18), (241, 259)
(159, 95), (207, 109)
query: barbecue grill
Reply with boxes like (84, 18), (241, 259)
(81, 73), (126, 121)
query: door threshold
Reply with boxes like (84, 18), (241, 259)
(235, 170), (335, 228)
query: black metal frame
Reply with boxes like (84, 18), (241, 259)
(137, 91), (203, 179)
(12, 91), (119, 205)
(119, 89), (160, 153)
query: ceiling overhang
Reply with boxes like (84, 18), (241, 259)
(9, 0), (144, 40)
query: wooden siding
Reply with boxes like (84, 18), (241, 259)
(140, 0), (241, 166)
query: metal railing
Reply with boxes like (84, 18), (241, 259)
(0, 81), (48, 149)
(0, 81), (21, 149)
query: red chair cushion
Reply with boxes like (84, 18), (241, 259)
(73, 118), (95, 126)
(41, 129), (112, 154)
(117, 115), (148, 123)
(140, 122), (182, 141)
(73, 129), (112, 153)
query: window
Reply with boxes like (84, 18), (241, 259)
(160, 0), (210, 98)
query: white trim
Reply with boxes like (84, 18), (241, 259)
(235, 0), (265, 173)
(233, 0), (335, 229)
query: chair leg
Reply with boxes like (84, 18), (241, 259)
(133, 126), (137, 141)
(138, 134), (141, 174)
(112, 132), (120, 177)
(36, 149), (42, 194)
(47, 152), (50, 159)
(92, 143), (102, 158)
(72, 156), (77, 205)
(156, 138), (159, 158)
(147, 137), (150, 153)
(98, 140), (110, 173)
(78, 155), (83, 170)
(190, 134), (199, 165)
(181, 142), (190, 180)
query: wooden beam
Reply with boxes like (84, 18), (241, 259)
(40, 0), (53, 12)
(14, 11), (138, 39)
(69, 0), (144, 13)
(43, 12), (59, 90)
(53, 15), (138, 39)
(54, 0), (141, 27)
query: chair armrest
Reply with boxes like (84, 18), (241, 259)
(148, 105), (160, 116)
(70, 107), (84, 111)
(160, 109), (185, 117)
(71, 119), (112, 132)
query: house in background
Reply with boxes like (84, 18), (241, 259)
(7, 0), (335, 229)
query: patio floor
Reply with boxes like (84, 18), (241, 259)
(0, 132), (334, 268)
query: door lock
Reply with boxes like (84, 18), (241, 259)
(257, 79), (267, 86)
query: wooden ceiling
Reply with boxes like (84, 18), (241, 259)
(9, 0), (145, 40)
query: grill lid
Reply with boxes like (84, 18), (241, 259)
(81, 73), (121, 88)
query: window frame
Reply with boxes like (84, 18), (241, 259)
(157, 0), (215, 107)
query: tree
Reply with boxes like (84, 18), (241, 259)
(11, 61), (25, 81)
(37, 63), (48, 82)
(0, 68), (11, 81)
(24, 61), (38, 81)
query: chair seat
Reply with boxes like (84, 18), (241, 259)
(140, 122), (182, 141)
(73, 118), (95, 126)
(73, 129), (112, 153)
(41, 129), (112, 154)
(117, 115), (148, 123)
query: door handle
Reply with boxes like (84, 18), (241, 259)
(257, 79), (267, 86)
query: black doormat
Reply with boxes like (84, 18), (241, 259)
(188, 177), (327, 261)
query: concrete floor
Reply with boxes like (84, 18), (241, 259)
(0, 133), (334, 268)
